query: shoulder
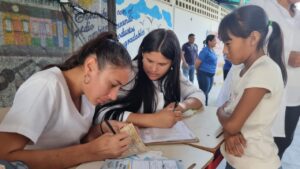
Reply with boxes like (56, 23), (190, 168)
(19, 67), (65, 94)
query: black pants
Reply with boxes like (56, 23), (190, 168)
(274, 105), (300, 159)
(197, 70), (214, 106)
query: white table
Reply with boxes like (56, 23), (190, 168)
(183, 106), (224, 153)
(75, 144), (214, 169)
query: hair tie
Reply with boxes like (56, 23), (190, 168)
(263, 21), (273, 54)
(268, 20), (273, 27)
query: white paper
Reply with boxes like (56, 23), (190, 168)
(139, 121), (198, 144)
(101, 159), (181, 169)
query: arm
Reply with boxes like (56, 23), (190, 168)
(288, 51), (300, 67)
(194, 57), (202, 71)
(0, 132), (130, 169)
(217, 88), (269, 135)
(178, 73), (205, 110)
(126, 104), (182, 128)
(181, 51), (189, 68)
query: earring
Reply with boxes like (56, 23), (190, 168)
(84, 74), (90, 84)
(170, 66), (173, 71)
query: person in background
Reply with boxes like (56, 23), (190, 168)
(195, 34), (218, 106)
(250, 0), (300, 160)
(182, 33), (198, 83)
(94, 29), (205, 128)
(223, 55), (232, 80)
(217, 5), (287, 169)
(0, 32), (132, 169)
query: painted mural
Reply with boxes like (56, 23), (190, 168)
(73, 0), (108, 48)
(0, 0), (109, 107)
(116, 0), (173, 57)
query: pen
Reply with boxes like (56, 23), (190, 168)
(216, 131), (224, 138)
(173, 101), (178, 112)
(187, 163), (196, 169)
(105, 120), (116, 134)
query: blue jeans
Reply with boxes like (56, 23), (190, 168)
(182, 65), (195, 83)
(197, 70), (214, 106)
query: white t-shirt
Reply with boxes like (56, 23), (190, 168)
(0, 67), (95, 149)
(221, 56), (283, 169)
(250, 0), (300, 106)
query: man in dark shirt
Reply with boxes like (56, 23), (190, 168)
(182, 33), (198, 83)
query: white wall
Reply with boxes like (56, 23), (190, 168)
(173, 7), (219, 50)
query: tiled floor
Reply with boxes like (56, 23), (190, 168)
(192, 77), (300, 169)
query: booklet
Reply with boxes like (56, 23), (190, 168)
(139, 121), (199, 145)
(101, 159), (183, 169)
(120, 123), (148, 158)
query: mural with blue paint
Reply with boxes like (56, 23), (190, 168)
(116, 0), (173, 57)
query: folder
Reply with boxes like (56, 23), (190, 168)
(139, 121), (199, 145)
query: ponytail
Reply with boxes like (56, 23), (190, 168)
(267, 21), (287, 85)
(45, 32), (131, 71)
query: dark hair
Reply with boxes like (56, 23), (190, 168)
(203, 34), (215, 46)
(46, 32), (132, 71)
(218, 5), (287, 85)
(188, 33), (195, 38)
(94, 29), (181, 123)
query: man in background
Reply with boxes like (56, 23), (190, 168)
(182, 33), (198, 83)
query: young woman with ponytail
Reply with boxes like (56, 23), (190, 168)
(0, 32), (133, 169)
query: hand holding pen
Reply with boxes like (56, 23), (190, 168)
(101, 120), (127, 134)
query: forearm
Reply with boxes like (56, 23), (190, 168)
(181, 98), (203, 112)
(217, 107), (237, 135)
(126, 113), (159, 128)
(4, 143), (96, 169)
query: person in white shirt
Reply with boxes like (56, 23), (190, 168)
(0, 32), (133, 169)
(94, 29), (205, 128)
(217, 0), (300, 161)
(217, 5), (287, 169)
(249, 0), (300, 160)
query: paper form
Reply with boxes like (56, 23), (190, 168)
(101, 159), (182, 169)
(139, 121), (198, 144)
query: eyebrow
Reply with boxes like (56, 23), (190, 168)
(146, 57), (169, 65)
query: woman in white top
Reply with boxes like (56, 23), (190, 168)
(94, 29), (205, 128)
(0, 32), (133, 169)
(217, 5), (287, 169)
(250, 0), (300, 159)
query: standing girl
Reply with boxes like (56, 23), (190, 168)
(195, 34), (218, 106)
(217, 5), (287, 169)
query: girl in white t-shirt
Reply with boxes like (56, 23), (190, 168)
(0, 32), (133, 169)
(217, 5), (287, 169)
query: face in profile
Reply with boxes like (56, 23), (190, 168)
(222, 33), (252, 65)
(142, 52), (172, 81)
(209, 38), (217, 48)
(84, 57), (132, 105)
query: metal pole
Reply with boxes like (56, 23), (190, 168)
(107, 0), (116, 33)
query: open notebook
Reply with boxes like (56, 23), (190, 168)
(139, 121), (199, 145)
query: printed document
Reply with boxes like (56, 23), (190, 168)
(139, 121), (199, 144)
(101, 159), (182, 169)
